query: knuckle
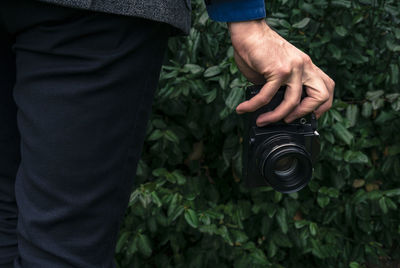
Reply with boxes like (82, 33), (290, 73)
(291, 56), (304, 68)
(329, 78), (336, 89)
(277, 66), (291, 77)
(318, 90), (330, 102)
(302, 55), (312, 65)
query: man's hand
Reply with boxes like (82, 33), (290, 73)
(228, 19), (335, 126)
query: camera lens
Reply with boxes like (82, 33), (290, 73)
(257, 135), (312, 193)
(274, 156), (298, 177)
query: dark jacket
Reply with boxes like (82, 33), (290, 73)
(34, 0), (267, 35)
(35, 0), (192, 35)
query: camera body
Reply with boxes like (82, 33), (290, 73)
(242, 85), (320, 193)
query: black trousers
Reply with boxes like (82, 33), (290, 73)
(0, 0), (170, 267)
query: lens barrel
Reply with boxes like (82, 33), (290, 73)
(257, 135), (312, 193)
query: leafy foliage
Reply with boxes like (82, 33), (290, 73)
(115, 0), (400, 267)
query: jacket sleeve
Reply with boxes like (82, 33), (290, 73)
(205, 0), (266, 22)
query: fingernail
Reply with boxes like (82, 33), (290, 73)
(236, 107), (245, 114)
(284, 117), (293, 123)
(256, 121), (268, 127)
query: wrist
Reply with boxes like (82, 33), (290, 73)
(228, 18), (269, 35)
(228, 19), (272, 47)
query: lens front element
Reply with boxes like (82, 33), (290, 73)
(274, 156), (298, 177)
(257, 136), (313, 193)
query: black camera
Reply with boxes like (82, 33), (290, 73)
(242, 85), (320, 193)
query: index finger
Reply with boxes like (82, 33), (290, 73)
(236, 79), (282, 114)
(255, 80), (302, 126)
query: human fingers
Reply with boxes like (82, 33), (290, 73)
(314, 67), (335, 118)
(236, 78), (282, 114)
(255, 72), (303, 126)
(284, 78), (329, 122)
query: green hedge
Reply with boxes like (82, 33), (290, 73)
(115, 1), (400, 267)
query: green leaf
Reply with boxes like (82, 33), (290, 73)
(152, 168), (168, 177)
(250, 248), (270, 265)
(276, 208), (288, 234)
(361, 102), (372, 118)
(292, 18), (311, 29)
(204, 66), (221, 77)
(168, 205), (185, 222)
(317, 195), (330, 208)
(366, 90), (384, 101)
(217, 226), (233, 246)
(184, 63), (204, 74)
(148, 129), (163, 141)
(151, 192), (162, 207)
(328, 44), (342, 60)
(300, 3), (321, 16)
(171, 170), (187, 185)
(386, 93), (400, 102)
(225, 87), (244, 110)
(394, 28), (400, 39)
(385, 198), (397, 210)
(294, 220), (309, 229)
(330, 109), (344, 122)
(184, 209), (199, 228)
(274, 191), (283, 203)
(367, 190), (383, 200)
(231, 230), (249, 244)
(127, 236), (138, 255)
(386, 40), (400, 52)
(167, 193), (179, 217)
(272, 232), (293, 247)
(343, 151), (369, 164)
(384, 188), (400, 197)
(379, 197), (388, 214)
(115, 231), (130, 253)
(388, 144), (400, 156)
(137, 234), (152, 257)
(390, 64), (399, 84)
(279, 19), (291, 28)
(204, 88), (217, 104)
(371, 98), (384, 110)
(199, 224), (217, 235)
(332, 123), (354, 145)
(327, 188), (339, 198)
(331, 0), (351, 8)
(392, 98), (400, 111)
(267, 240), (277, 258)
(349, 261), (361, 268)
(375, 111), (397, 124)
(346, 104), (358, 127)
(218, 72), (230, 89)
(309, 222), (318, 236)
(164, 130), (179, 144)
(335, 26), (348, 37)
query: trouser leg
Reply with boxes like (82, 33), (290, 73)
(1, 0), (170, 267)
(0, 21), (20, 268)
